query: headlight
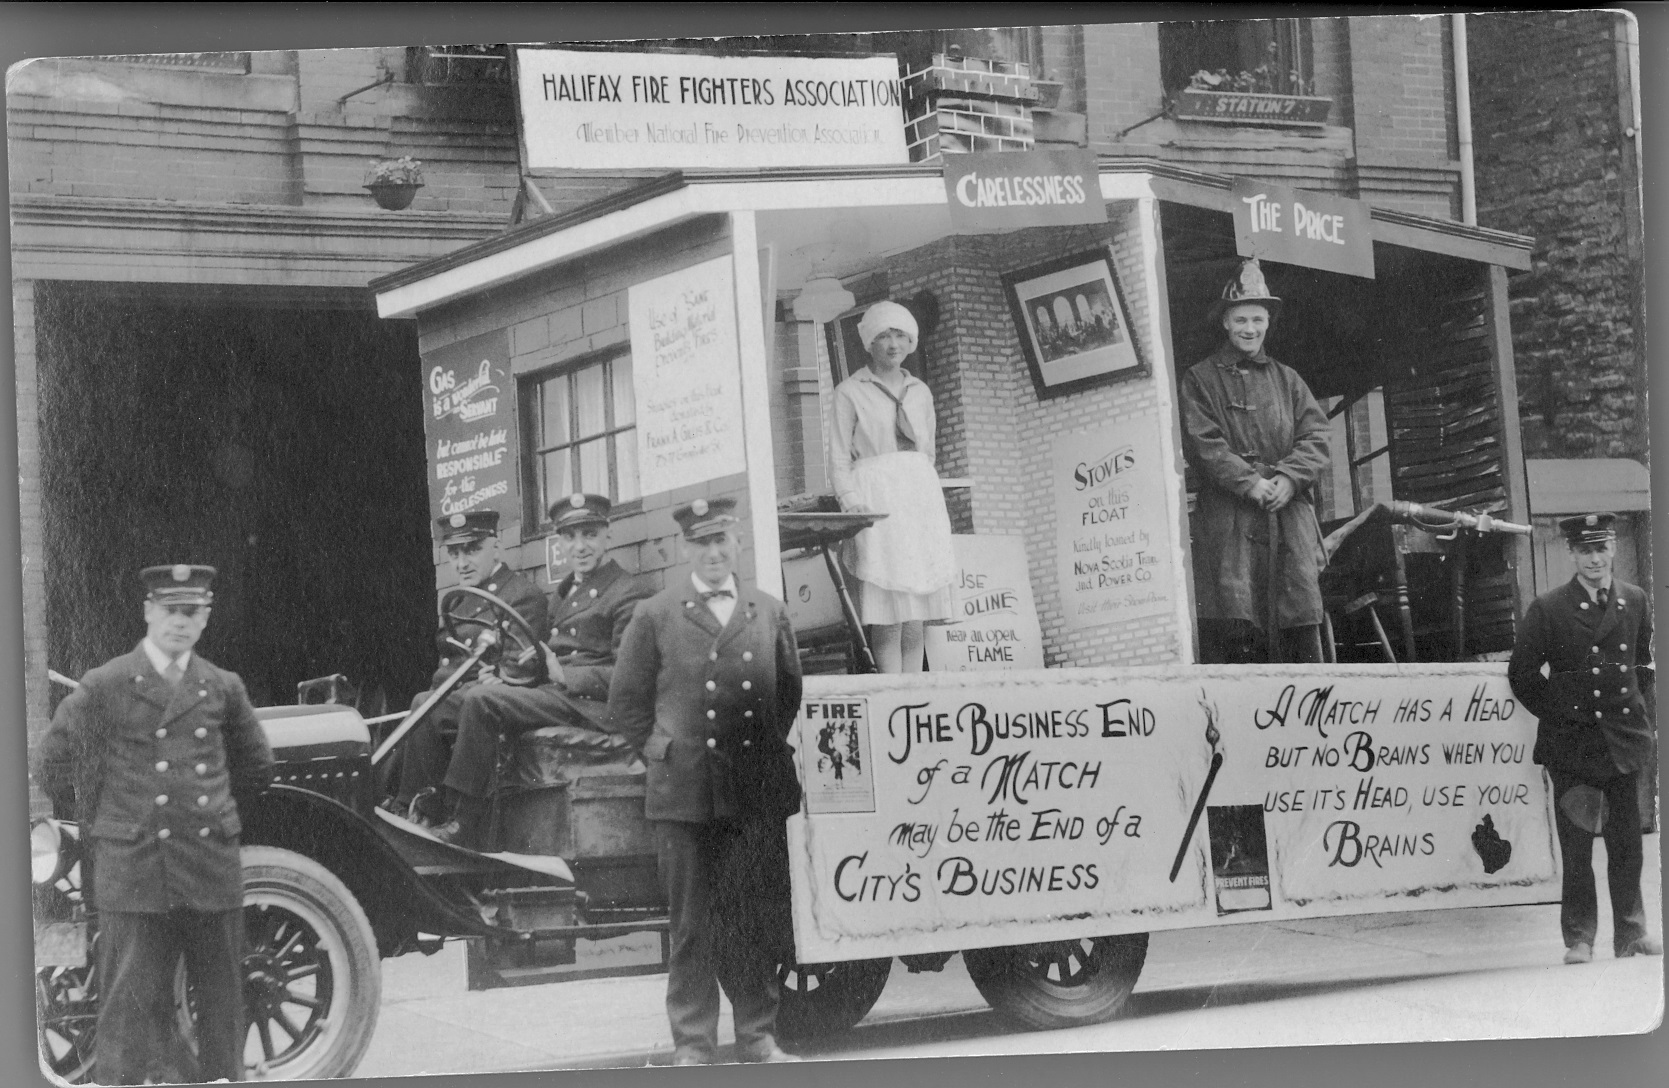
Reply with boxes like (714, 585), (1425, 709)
(30, 819), (66, 886)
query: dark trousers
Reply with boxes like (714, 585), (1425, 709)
(443, 683), (609, 799)
(1550, 768), (1648, 954)
(654, 820), (783, 1061)
(395, 687), (468, 811)
(96, 908), (246, 1084)
(1199, 619), (1323, 664)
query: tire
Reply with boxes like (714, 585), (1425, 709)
(962, 933), (1149, 1031)
(230, 846), (382, 1079)
(775, 958), (893, 1043)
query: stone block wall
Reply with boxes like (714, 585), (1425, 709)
(1468, 10), (1643, 460)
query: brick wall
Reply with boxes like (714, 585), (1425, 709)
(1347, 15), (1458, 217)
(1469, 10), (1643, 460)
(876, 206), (1183, 668)
(1081, 22), (1164, 147)
(7, 52), (524, 216)
(413, 216), (755, 598)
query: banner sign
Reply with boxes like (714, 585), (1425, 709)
(942, 150), (1106, 232)
(1052, 411), (1177, 630)
(924, 536), (1046, 672)
(1173, 89), (1332, 127)
(514, 49), (910, 171)
(788, 665), (1556, 962)
(1231, 177), (1375, 279)
(626, 256), (749, 496)
(423, 329), (515, 525)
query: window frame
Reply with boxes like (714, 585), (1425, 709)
(518, 345), (641, 537)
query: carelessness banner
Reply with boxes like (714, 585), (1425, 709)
(788, 664), (1556, 962)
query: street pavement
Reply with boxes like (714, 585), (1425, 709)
(355, 834), (1663, 1078)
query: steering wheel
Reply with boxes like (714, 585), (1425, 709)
(440, 585), (546, 684)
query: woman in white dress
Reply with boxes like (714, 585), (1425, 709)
(829, 300), (956, 673)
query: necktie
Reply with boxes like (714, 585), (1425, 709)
(701, 588), (734, 601)
(872, 381), (918, 452)
(164, 659), (184, 686)
(1597, 587), (1609, 608)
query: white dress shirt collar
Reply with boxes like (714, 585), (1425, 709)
(691, 572), (739, 627)
(141, 638), (191, 678)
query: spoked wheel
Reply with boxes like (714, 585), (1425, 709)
(236, 847), (381, 1079)
(35, 962), (98, 1083)
(775, 957), (893, 1043)
(963, 933), (1149, 1030)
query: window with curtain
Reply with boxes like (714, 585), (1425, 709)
(521, 349), (639, 531)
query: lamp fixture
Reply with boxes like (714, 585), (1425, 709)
(792, 276), (856, 324)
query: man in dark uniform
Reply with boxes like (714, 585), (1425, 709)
(35, 565), (276, 1084)
(430, 493), (655, 847)
(387, 510), (548, 823)
(1509, 512), (1661, 964)
(1180, 258), (1331, 664)
(610, 497), (803, 1066)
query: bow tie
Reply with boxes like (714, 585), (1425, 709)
(700, 588), (734, 601)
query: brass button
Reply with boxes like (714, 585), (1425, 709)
(1596, 711), (1604, 719)
(1593, 646), (1601, 653)
(1594, 690), (1602, 698)
(1620, 688), (1628, 695)
(744, 710), (754, 719)
(155, 761), (169, 772)
(1580, 602), (1590, 610)
(196, 763), (208, 775)
(1619, 664), (1628, 673)
(709, 651), (718, 661)
(197, 795), (209, 807)
(155, 794), (169, 806)
(706, 681), (717, 692)
(742, 681), (752, 691)
(1620, 643), (1628, 651)
(1624, 708), (1632, 715)
(706, 710), (716, 720)
(198, 827), (212, 838)
(195, 728), (207, 739)
(155, 728), (168, 739)
(742, 651), (753, 662)
(1593, 667), (1601, 675)
(743, 739), (753, 748)
(157, 828), (171, 840)
(706, 738), (717, 749)
(590, 589), (598, 598)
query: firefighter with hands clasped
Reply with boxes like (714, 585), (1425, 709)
(1180, 258), (1331, 665)
(1508, 512), (1662, 965)
(34, 565), (276, 1084)
(427, 493), (655, 848)
(609, 496), (805, 1066)
(386, 509), (549, 825)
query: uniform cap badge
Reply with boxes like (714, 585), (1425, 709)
(691, 499), (709, 517)
(450, 513), (467, 527)
(171, 564), (191, 582)
(570, 494), (586, 509)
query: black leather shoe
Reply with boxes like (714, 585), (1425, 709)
(1617, 936), (1663, 958)
(430, 792), (488, 849)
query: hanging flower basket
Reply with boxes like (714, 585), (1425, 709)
(364, 157), (424, 210)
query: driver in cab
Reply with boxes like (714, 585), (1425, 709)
(427, 493), (656, 848)
(384, 510), (548, 824)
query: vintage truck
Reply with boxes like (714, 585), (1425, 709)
(37, 95), (1581, 1079)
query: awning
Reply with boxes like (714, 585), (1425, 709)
(1525, 458), (1651, 514)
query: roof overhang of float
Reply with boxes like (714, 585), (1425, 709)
(370, 160), (1534, 320)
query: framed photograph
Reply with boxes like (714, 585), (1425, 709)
(1001, 248), (1146, 397)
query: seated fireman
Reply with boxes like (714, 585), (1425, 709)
(430, 493), (657, 848)
(386, 510), (548, 823)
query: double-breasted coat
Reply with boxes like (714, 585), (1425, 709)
(1180, 344), (1331, 628)
(609, 580), (803, 825)
(36, 644), (276, 913)
(1508, 576), (1656, 784)
(545, 558), (657, 702)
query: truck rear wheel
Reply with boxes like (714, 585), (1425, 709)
(962, 933), (1148, 1030)
(775, 957), (892, 1042)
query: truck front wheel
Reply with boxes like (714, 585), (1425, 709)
(962, 933), (1148, 1030)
